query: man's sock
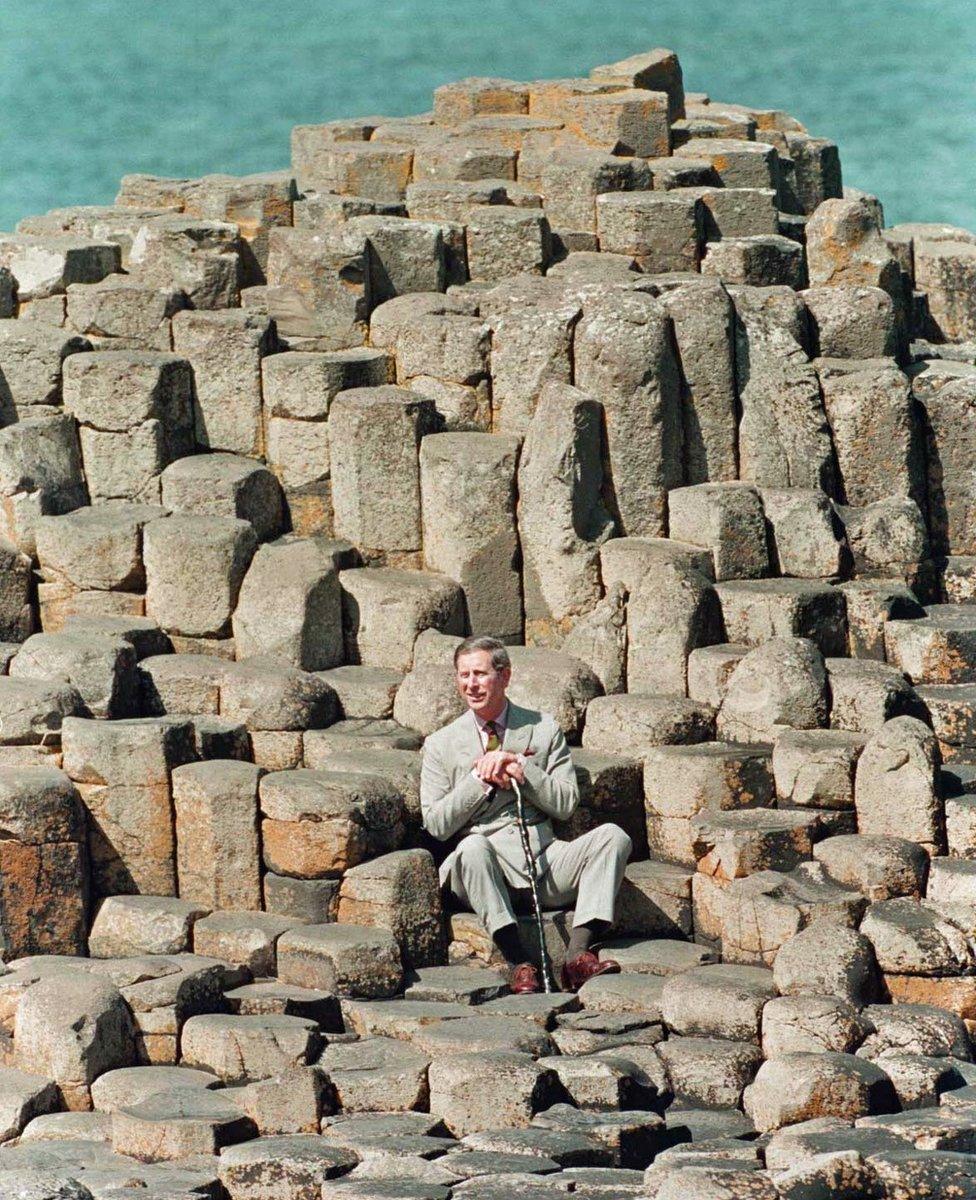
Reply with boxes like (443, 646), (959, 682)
(566, 919), (609, 960)
(493, 922), (526, 965)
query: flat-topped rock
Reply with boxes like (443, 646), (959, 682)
(218, 1134), (358, 1195)
(321, 1036), (431, 1113)
(111, 1088), (256, 1161)
(885, 605), (976, 685)
(276, 923), (403, 998)
(403, 965), (509, 1005)
(582, 694), (715, 757)
(660, 965), (777, 1044)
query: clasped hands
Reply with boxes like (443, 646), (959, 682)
(473, 748), (534, 789)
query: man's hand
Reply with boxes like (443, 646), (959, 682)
(474, 750), (522, 789)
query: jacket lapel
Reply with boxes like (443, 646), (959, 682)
(459, 710), (483, 773)
(502, 702), (535, 757)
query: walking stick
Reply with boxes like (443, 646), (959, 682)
(511, 777), (557, 994)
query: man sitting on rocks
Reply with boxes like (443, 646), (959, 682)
(420, 635), (633, 994)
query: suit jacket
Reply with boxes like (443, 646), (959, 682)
(420, 701), (580, 887)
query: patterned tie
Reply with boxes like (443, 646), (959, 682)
(484, 721), (501, 751)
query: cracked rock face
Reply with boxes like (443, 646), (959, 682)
(1, 41), (976, 1200)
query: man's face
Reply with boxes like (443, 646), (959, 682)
(455, 649), (511, 719)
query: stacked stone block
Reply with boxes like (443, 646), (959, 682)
(0, 44), (976, 1197)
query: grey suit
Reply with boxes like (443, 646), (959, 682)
(420, 702), (632, 935)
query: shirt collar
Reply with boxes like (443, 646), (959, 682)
(473, 701), (509, 732)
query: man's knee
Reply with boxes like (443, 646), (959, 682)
(456, 833), (495, 871)
(594, 822), (633, 863)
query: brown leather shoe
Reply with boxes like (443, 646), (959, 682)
(510, 962), (542, 994)
(561, 950), (621, 993)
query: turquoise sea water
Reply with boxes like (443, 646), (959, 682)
(1, 0), (974, 233)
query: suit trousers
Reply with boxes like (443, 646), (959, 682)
(446, 822), (632, 935)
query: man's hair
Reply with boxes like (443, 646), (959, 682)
(453, 635), (511, 671)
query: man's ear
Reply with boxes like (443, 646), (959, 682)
(500, 666), (512, 687)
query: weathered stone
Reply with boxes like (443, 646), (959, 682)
(111, 1088), (255, 1161)
(0, 414), (88, 558)
(703, 234), (805, 288)
(886, 605), (976, 685)
(761, 487), (847, 579)
(0, 1068), (61, 1144)
(420, 433), (521, 642)
(805, 286), (898, 359)
(9, 631), (137, 720)
(487, 293), (578, 436)
(264, 226), (370, 350)
(719, 864), (865, 967)
(0, 766), (87, 958)
(62, 352), (194, 504)
(614, 861), (693, 939)
(687, 644), (748, 709)
(717, 637), (828, 742)
(860, 898), (972, 976)
(337, 849), (446, 969)
(172, 760), (263, 911)
(465, 208), (551, 284)
(773, 921), (878, 1005)
(128, 214), (243, 310)
(0, 678), (82, 748)
(643, 742), (772, 864)
(626, 559), (721, 695)
(277, 923), (403, 998)
(827, 658), (921, 734)
(762, 995), (866, 1057)
(743, 1053), (897, 1132)
(38, 501), (162, 595)
(340, 568), (464, 672)
(88, 895), (207, 957)
(692, 808), (822, 882)
(88, 1064), (218, 1114)
(143, 514), (256, 639)
(170, 309), (270, 453)
(806, 198), (901, 296)
(719, 580), (847, 660)
(914, 238), (976, 340)
(216, 1134), (355, 1197)
(319, 666), (402, 721)
(531, 1103), (668, 1169)
(160, 452), (284, 543)
(600, 536), (715, 595)
(428, 1052), (559, 1137)
(583, 694), (714, 757)
(231, 536), (343, 671)
(813, 834), (928, 901)
(66, 273), (183, 349)
(654, 1036), (761, 1110)
(15, 974), (135, 1110)
(260, 768), (403, 879)
(516, 383), (614, 642)
(859, 1000), (971, 1060)
(736, 319), (836, 495)
(772, 729), (865, 809)
(560, 586), (628, 696)
(596, 192), (702, 273)
(660, 964), (776, 1043)
(321, 1036), (430, 1113)
(821, 364), (922, 510)
(181, 1012), (321, 1084)
(138, 652), (231, 715)
(574, 290), (681, 537)
(854, 716), (944, 851)
(0, 233), (120, 302)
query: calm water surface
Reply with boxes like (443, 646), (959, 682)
(1, 0), (973, 232)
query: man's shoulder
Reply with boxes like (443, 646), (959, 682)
(423, 709), (472, 751)
(509, 703), (560, 738)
